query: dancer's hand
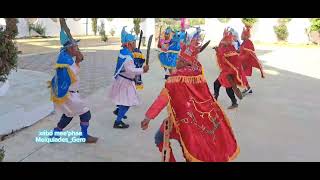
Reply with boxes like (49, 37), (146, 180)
(141, 117), (151, 130)
(213, 46), (218, 51)
(143, 65), (149, 73)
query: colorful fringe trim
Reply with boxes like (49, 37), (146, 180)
(166, 75), (206, 84)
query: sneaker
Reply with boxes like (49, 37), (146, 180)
(113, 109), (127, 119)
(242, 89), (248, 94)
(85, 135), (98, 143)
(242, 88), (253, 96)
(227, 103), (238, 109)
(113, 121), (130, 129)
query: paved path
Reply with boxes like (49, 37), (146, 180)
(1, 45), (320, 162)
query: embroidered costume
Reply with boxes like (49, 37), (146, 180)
(49, 29), (98, 143)
(109, 26), (146, 129)
(143, 32), (239, 162)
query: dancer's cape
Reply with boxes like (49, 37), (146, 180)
(239, 39), (264, 77)
(163, 64), (239, 161)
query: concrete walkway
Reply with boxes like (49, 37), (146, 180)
(1, 45), (320, 162)
(0, 69), (52, 137)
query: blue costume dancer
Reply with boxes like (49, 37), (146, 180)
(49, 29), (98, 143)
(109, 27), (149, 129)
(158, 27), (182, 79)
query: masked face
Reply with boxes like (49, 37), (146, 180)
(164, 33), (170, 40)
(176, 58), (191, 69)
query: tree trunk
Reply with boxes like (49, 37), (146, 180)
(4, 18), (18, 39)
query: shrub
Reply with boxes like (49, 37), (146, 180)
(91, 18), (98, 35)
(29, 22), (46, 36)
(189, 18), (205, 26)
(156, 18), (179, 28)
(109, 28), (115, 36)
(242, 18), (258, 27)
(99, 21), (108, 42)
(217, 18), (231, 23)
(274, 24), (289, 41)
(278, 18), (292, 24)
(273, 18), (291, 41)
(133, 18), (141, 36)
(310, 18), (320, 32)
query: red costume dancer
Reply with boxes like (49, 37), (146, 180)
(213, 29), (246, 109)
(141, 35), (239, 162)
(239, 25), (265, 94)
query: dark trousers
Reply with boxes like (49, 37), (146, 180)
(213, 79), (237, 104)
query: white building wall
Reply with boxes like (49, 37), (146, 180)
(15, 18), (135, 38)
(287, 18), (310, 43)
(10, 18), (314, 44)
(251, 18), (279, 43)
(140, 18), (156, 47)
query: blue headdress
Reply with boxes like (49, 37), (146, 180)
(59, 29), (79, 50)
(121, 26), (136, 44)
(165, 27), (172, 35)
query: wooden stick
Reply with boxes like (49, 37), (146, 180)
(59, 18), (74, 41)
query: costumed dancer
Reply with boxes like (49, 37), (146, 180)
(158, 27), (174, 79)
(141, 32), (239, 162)
(239, 25), (265, 95)
(178, 18), (188, 43)
(213, 29), (246, 109)
(228, 27), (241, 52)
(110, 27), (149, 129)
(49, 29), (98, 143)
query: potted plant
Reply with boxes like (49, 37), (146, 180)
(274, 18), (291, 42)
(109, 28), (115, 37)
(309, 18), (320, 45)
